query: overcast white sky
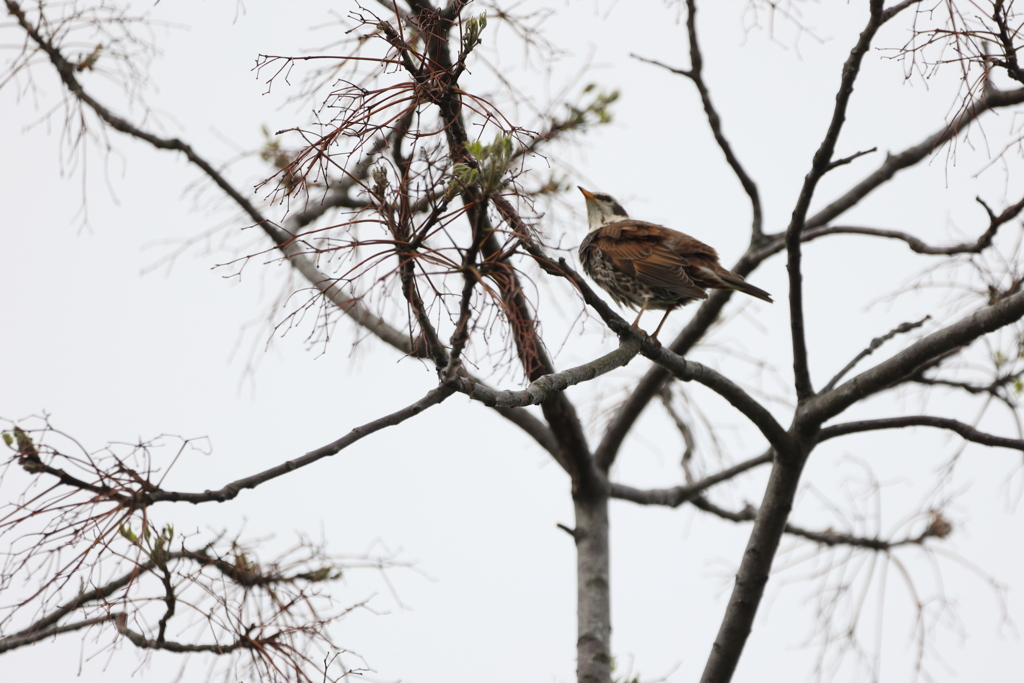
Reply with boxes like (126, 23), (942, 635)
(2, 1), (1024, 682)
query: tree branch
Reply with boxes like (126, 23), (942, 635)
(5, 0), (576, 473)
(631, 0), (763, 238)
(755, 193), (1024, 260)
(117, 622), (252, 654)
(699, 455), (805, 683)
(818, 415), (1024, 451)
(824, 146), (877, 172)
(804, 288), (1024, 427)
(0, 540), (351, 655)
(148, 386), (455, 505)
(804, 87), (1024, 231)
(0, 614), (124, 653)
(991, 0), (1024, 85)
(909, 372), (1020, 398)
(0, 548), (193, 653)
(522, 247), (793, 459)
(784, 0), (888, 403)
(701, 7), (921, 679)
(609, 450), (773, 507)
(644, 348), (794, 458)
(689, 495), (941, 550)
(594, 286), (739, 471)
(449, 337), (641, 409)
(822, 316), (930, 393)
(598, 85), (1024, 472)
(5, 0), (423, 357)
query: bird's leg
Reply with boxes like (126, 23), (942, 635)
(631, 299), (650, 330)
(650, 307), (674, 341)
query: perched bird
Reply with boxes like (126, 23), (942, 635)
(578, 187), (772, 339)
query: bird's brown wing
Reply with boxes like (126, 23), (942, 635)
(590, 221), (711, 300)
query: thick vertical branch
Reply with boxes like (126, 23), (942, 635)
(408, 6), (610, 682)
(413, 3), (599, 490)
(785, 0), (887, 402)
(699, 454), (804, 683)
(700, 5), (923, 680)
(573, 490), (611, 683)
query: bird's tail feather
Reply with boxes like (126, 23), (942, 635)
(718, 271), (773, 303)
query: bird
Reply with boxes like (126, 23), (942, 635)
(577, 187), (772, 340)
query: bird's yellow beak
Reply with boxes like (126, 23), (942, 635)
(578, 187), (596, 200)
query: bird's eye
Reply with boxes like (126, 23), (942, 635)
(596, 194), (613, 202)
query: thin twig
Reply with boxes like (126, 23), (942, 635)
(147, 386), (455, 505)
(689, 496), (938, 550)
(822, 316), (931, 393)
(632, 0), (762, 238)
(824, 146), (877, 172)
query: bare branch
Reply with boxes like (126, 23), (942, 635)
(784, 0), (889, 403)
(594, 286), (738, 471)
(699, 8), (925, 678)
(148, 385), (455, 505)
(804, 87), (1024, 231)
(882, 0), (924, 22)
(523, 248), (793, 456)
(4, 0), (425, 359)
(644, 347), (794, 458)
(689, 496), (941, 550)
(609, 450), (773, 507)
(699, 456), (805, 683)
(117, 622), (252, 654)
(822, 316), (931, 393)
(991, 0), (1024, 85)
(909, 372), (1019, 397)
(0, 543), (320, 652)
(824, 146), (877, 172)
(0, 559), (161, 646)
(5, 0), (582, 476)
(757, 193), (1024, 261)
(818, 415), (1024, 451)
(632, 0), (763, 238)
(805, 288), (1024, 426)
(598, 85), (1024, 474)
(0, 614), (123, 653)
(449, 337), (641, 409)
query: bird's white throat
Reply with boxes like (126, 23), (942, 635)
(586, 200), (629, 232)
